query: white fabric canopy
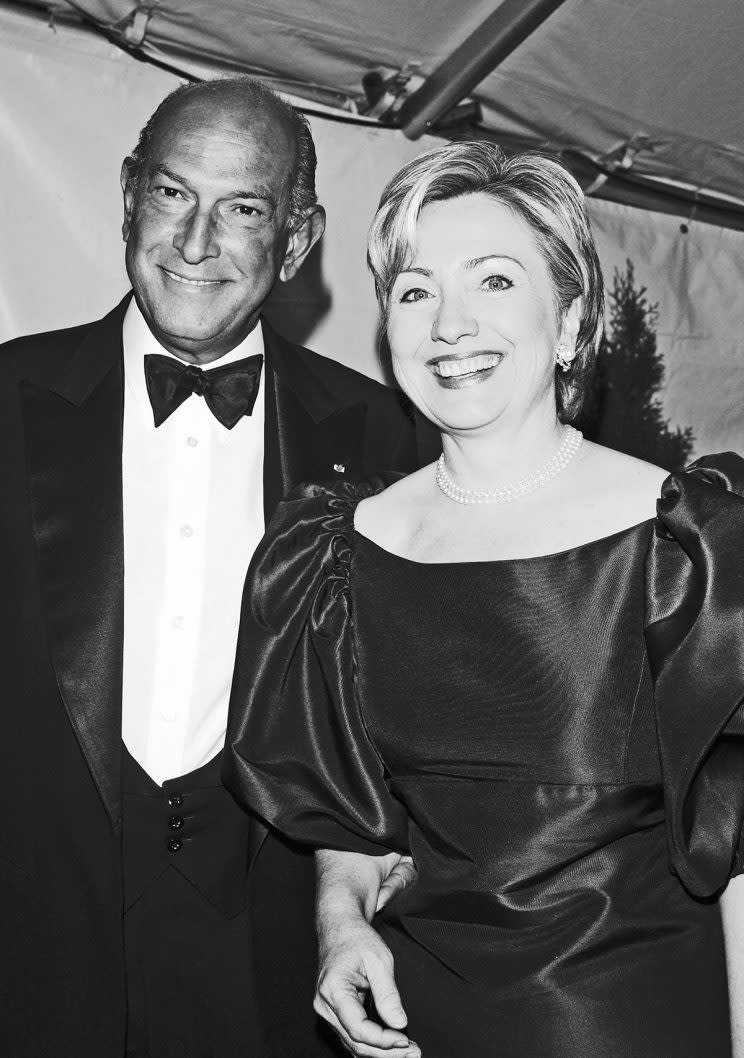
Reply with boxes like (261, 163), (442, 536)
(2, 2), (744, 460)
(10, 0), (744, 205)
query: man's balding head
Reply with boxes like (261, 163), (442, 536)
(120, 76), (325, 364)
(126, 77), (319, 229)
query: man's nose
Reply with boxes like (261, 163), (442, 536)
(172, 208), (220, 264)
(431, 297), (479, 344)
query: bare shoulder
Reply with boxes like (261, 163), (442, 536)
(579, 441), (668, 523)
(355, 464), (436, 547)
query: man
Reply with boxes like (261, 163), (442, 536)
(0, 77), (435, 1057)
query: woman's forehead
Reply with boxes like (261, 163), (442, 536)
(404, 195), (545, 270)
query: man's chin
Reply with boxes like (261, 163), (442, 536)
(145, 307), (257, 361)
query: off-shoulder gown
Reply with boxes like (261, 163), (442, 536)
(226, 455), (744, 1057)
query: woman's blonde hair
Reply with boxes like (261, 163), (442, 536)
(368, 141), (604, 421)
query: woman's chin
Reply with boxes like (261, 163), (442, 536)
(421, 393), (507, 434)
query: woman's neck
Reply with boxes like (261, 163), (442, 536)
(440, 410), (567, 492)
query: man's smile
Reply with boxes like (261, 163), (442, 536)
(161, 267), (225, 287)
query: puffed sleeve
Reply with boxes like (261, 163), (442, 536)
(224, 478), (410, 856)
(646, 452), (744, 897)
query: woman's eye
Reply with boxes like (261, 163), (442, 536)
(483, 274), (513, 292)
(399, 287), (431, 304)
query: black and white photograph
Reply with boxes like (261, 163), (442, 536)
(1, 2), (744, 1056)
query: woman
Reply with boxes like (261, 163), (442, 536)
(226, 142), (744, 1057)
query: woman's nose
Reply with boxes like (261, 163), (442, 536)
(431, 297), (479, 344)
(172, 209), (221, 264)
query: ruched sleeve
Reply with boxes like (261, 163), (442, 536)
(646, 452), (744, 897)
(225, 478), (410, 856)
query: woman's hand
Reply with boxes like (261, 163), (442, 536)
(315, 850), (421, 1058)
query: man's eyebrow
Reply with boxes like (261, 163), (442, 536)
(465, 254), (525, 270)
(150, 166), (277, 208)
(230, 187), (277, 208)
(151, 165), (191, 187)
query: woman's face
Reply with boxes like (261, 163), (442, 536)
(387, 192), (576, 435)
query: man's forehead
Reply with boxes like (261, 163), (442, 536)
(143, 98), (295, 191)
(158, 94), (294, 151)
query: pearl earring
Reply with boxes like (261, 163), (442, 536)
(555, 342), (575, 372)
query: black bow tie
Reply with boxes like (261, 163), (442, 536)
(144, 352), (264, 430)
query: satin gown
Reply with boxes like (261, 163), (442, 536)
(227, 454), (744, 1057)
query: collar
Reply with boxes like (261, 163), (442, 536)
(123, 298), (265, 429)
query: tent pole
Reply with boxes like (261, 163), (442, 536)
(397, 0), (569, 140)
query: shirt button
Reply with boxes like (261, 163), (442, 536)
(172, 615), (184, 630)
(168, 793), (184, 808)
(168, 815), (185, 831)
(180, 525), (193, 538)
(186, 436), (199, 447)
(167, 837), (183, 853)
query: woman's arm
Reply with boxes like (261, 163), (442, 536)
(314, 849), (421, 1058)
(722, 874), (744, 1056)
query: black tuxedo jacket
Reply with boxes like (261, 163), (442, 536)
(0, 296), (438, 1057)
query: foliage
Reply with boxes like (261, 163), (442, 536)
(580, 260), (694, 471)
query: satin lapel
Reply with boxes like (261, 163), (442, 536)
(262, 352), (285, 525)
(21, 311), (126, 828)
(263, 326), (367, 523)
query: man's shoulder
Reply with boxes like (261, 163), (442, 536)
(1, 319), (93, 368)
(0, 303), (122, 383)
(275, 331), (410, 413)
(0, 299), (129, 391)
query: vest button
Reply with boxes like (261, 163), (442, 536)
(167, 837), (183, 853)
(168, 793), (184, 808)
(168, 815), (184, 830)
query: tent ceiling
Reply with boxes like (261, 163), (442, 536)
(13, 0), (744, 216)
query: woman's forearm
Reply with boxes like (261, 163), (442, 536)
(722, 874), (744, 1056)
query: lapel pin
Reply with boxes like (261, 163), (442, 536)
(333, 463), (346, 473)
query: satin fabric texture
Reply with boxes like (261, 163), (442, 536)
(226, 455), (744, 1056)
(143, 351), (264, 429)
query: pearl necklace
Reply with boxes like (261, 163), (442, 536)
(436, 426), (583, 505)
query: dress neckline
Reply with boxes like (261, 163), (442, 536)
(352, 517), (653, 569)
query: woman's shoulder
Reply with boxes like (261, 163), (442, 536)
(578, 442), (668, 525)
(354, 463), (436, 548)
(581, 441), (668, 492)
(279, 473), (402, 528)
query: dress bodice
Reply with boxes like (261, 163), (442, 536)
(353, 523), (657, 787)
(225, 456), (744, 1056)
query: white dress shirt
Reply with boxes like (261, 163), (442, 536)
(121, 299), (266, 784)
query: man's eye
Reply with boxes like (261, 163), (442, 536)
(483, 274), (513, 292)
(399, 288), (431, 304)
(233, 204), (260, 217)
(154, 186), (184, 200)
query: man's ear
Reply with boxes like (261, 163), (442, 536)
(120, 157), (136, 242)
(279, 205), (326, 283)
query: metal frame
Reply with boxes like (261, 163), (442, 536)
(397, 0), (569, 139)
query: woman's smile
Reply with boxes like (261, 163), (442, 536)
(429, 351), (505, 387)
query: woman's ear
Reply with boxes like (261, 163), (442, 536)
(560, 296), (583, 349)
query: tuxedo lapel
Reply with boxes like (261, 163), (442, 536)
(262, 324), (367, 523)
(21, 302), (127, 827)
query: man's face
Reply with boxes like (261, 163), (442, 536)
(122, 96), (299, 363)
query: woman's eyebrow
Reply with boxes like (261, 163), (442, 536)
(397, 266), (433, 278)
(465, 254), (525, 270)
